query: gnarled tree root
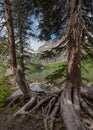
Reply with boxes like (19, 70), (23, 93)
(61, 86), (86, 130)
(3, 85), (93, 130)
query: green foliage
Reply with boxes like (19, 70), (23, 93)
(46, 61), (67, 72)
(0, 64), (7, 76)
(26, 63), (47, 82)
(81, 60), (93, 82)
(46, 61), (67, 83)
(12, 0), (33, 42)
(27, 63), (45, 73)
(45, 60), (93, 83)
(26, 60), (93, 83)
(0, 74), (12, 103)
(0, 43), (5, 54)
(33, 0), (68, 40)
(26, 61), (67, 83)
(0, 75), (12, 86)
(0, 64), (12, 87)
(0, 86), (12, 103)
(0, 64), (12, 103)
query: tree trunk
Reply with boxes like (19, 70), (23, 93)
(17, 2), (25, 74)
(19, 25), (25, 74)
(4, 0), (17, 73)
(61, 0), (85, 130)
(67, 0), (82, 88)
(4, 0), (30, 96)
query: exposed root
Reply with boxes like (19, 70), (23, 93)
(60, 86), (86, 130)
(2, 95), (22, 107)
(45, 97), (57, 115)
(44, 118), (48, 130)
(29, 95), (52, 113)
(81, 86), (93, 100)
(84, 98), (93, 109)
(3, 84), (93, 130)
(80, 97), (93, 118)
(73, 88), (81, 114)
(14, 94), (37, 117)
(49, 99), (60, 130)
(83, 118), (93, 130)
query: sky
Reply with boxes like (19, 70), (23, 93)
(29, 34), (56, 51)
(0, 15), (45, 51)
(28, 15), (56, 51)
(0, 15), (56, 51)
(28, 15), (45, 51)
(28, 37), (45, 51)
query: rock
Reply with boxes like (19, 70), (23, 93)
(88, 82), (93, 87)
(30, 85), (46, 92)
(10, 89), (22, 98)
(10, 84), (46, 98)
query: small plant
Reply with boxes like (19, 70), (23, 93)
(0, 86), (12, 103)
(0, 64), (7, 76)
(0, 65), (13, 103)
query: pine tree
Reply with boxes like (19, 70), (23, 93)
(2, 0), (93, 130)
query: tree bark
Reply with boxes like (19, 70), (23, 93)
(4, 0), (30, 96)
(61, 0), (85, 130)
(67, 0), (83, 88)
(19, 28), (25, 73)
(17, 3), (25, 74)
(4, 0), (17, 73)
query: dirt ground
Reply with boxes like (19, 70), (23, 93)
(0, 110), (45, 130)
(0, 109), (64, 130)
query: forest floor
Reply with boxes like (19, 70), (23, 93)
(0, 110), (44, 130)
(0, 108), (64, 130)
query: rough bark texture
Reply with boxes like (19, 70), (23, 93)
(61, 0), (85, 130)
(4, 0), (17, 72)
(14, 68), (30, 95)
(61, 86), (85, 130)
(67, 0), (82, 88)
